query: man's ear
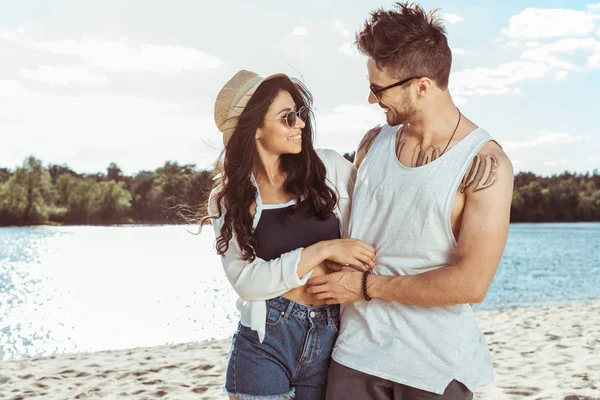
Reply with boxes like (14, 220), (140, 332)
(416, 78), (432, 97)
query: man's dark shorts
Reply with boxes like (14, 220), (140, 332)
(326, 360), (473, 400)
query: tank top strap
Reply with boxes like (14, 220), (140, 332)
(361, 124), (401, 169)
(438, 128), (496, 176)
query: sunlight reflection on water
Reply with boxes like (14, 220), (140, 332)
(1, 225), (238, 360)
(1, 223), (599, 360)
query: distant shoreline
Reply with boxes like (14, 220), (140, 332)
(2, 221), (600, 229)
(1, 157), (599, 227)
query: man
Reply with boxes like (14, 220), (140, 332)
(306, 2), (513, 400)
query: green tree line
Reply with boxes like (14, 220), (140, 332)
(0, 157), (215, 226)
(0, 155), (599, 226)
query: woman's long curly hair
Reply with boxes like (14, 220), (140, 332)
(201, 76), (338, 262)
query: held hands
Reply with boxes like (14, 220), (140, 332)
(306, 239), (377, 304)
(322, 239), (376, 272)
(306, 270), (364, 304)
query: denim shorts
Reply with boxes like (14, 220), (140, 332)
(224, 296), (340, 399)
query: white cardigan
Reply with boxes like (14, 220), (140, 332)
(208, 149), (356, 342)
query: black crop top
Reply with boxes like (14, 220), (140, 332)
(253, 200), (340, 261)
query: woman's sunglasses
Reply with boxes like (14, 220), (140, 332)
(271, 106), (309, 128)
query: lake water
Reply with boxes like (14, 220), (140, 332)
(1, 223), (599, 361)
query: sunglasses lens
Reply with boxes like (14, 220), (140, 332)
(370, 88), (379, 102)
(298, 107), (308, 121)
(286, 112), (296, 128)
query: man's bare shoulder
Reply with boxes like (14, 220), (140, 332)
(460, 141), (514, 195)
(354, 125), (384, 168)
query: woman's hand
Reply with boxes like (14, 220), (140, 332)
(321, 239), (376, 272)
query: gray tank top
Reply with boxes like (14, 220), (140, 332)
(332, 124), (496, 394)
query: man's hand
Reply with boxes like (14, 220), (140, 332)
(325, 259), (369, 273)
(306, 270), (364, 304)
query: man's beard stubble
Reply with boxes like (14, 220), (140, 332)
(381, 94), (416, 126)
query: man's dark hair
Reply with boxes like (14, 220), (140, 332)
(356, 2), (452, 90)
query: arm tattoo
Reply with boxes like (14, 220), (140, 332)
(355, 125), (383, 167)
(460, 153), (499, 193)
(361, 125), (383, 153)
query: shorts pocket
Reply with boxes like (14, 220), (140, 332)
(265, 306), (284, 327)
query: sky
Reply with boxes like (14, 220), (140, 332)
(1, 0), (599, 176)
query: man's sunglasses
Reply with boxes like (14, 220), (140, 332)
(369, 76), (422, 102)
(269, 106), (309, 128)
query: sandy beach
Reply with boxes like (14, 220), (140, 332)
(1, 300), (598, 400)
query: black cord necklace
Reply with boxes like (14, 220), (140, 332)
(398, 107), (462, 158)
(440, 107), (462, 156)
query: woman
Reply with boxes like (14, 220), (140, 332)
(203, 70), (375, 400)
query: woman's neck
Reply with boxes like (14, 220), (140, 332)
(253, 154), (284, 186)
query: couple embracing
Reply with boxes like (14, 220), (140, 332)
(202, 3), (513, 399)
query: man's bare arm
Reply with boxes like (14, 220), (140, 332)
(367, 144), (514, 306)
(354, 125), (383, 168)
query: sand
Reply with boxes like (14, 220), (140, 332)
(0, 340), (229, 399)
(1, 300), (599, 400)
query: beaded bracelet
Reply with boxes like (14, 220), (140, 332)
(363, 269), (372, 301)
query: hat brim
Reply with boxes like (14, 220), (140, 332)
(232, 72), (290, 114)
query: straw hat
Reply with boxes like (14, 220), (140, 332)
(214, 70), (288, 147)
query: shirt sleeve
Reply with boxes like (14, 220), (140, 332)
(317, 149), (357, 237)
(335, 150), (357, 201)
(208, 188), (313, 301)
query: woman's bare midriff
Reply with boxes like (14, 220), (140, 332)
(282, 261), (331, 306)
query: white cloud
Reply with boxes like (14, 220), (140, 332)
(0, 79), (218, 173)
(0, 31), (20, 42)
(520, 38), (600, 71)
(18, 65), (109, 86)
(526, 41), (541, 48)
(454, 96), (468, 106)
(292, 26), (311, 36)
(317, 105), (383, 134)
(589, 52), (600, 67)
(503, 132), (591, 151)
(339, 42), (361, 57)
(0, 79), (187, 120)
(556, 70), (569, 80)
(450, 61), (548, 96)
(587, 3), (600, 11)
(451, 47), (465, 55)
(335, 21), (351, 38)
(513, 88), (523, 94)
(443, 13), (465, 24)
(589, 156), (600, 163)
(501, 8), (596, 39)
(28, 35), (222, 73)
(315, 105), (384, 151)
(543, 159), (568, 167)
(506, 41), (520, 47)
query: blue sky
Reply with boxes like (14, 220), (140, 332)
(1, 0), (599, 175)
